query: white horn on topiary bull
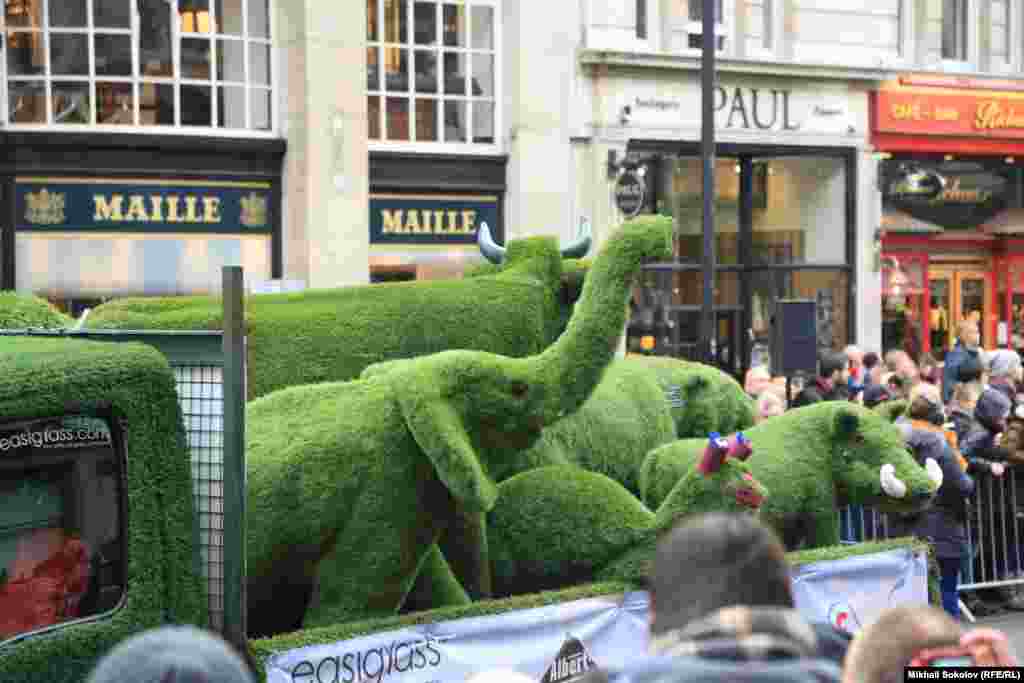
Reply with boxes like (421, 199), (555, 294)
(925, 457), (943, 488)
(880, 463), (907, 499)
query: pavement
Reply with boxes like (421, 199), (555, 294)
(975, 611), (1024, 654)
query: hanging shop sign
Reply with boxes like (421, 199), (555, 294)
(614, 170), (646, 218)
(874, 89), (1024, 139)
(14, 178), (273, 234)
(369, 194), (500, 245)
(880, 159), (1009, 230)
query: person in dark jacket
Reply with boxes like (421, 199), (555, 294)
(792, 351), (849, 408)
(943, 319), (982, 404)
(948, 382), (980, 447)
(986, 349), (1022, 408)
(862, 351), (881, 387)
(892, 383), (976, 619)
(862, 384), (893, 409)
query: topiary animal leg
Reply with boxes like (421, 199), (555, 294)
(401, 543), (472, 613)
(438, 507), (492, 599)
(808, 511), (841, 548)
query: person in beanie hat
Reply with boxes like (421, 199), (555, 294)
(85, 625), (256, 683)
(987, 349), (1023, 406)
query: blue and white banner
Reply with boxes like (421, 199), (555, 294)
(264, 549), (928, 683)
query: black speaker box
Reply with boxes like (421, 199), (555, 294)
(771, 299), (818, 377)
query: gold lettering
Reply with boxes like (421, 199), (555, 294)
(149, 195), (164, 221)
(447, 211), (458, 233)
(976, 100), (1024, 131)
(203, 197), (222, 223)
(126, 195), (150, 222)
(166, 196), (184, 223)
(461, 210), (477, 234)
(184, 196), (200, 223)
(405, 211), (422, 233)
(434, 211), (445, 234)
(382, 210), (405, 233)
(93, 194), (124, 221)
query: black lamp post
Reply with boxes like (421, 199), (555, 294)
(700, 0), (717, 364)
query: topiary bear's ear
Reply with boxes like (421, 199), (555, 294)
(834, 408), (861, 442)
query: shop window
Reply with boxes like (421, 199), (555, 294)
(2, 0), (274, 131)
(989, 0), (1011, 67)
(881, 255), (927, 361)
(744, 0), (775, 55)
(367, 0), (498, 148)
(0, 414), (126, 642)
(920, 0), (968, 63)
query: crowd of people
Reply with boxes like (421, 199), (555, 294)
(745, 319), (1024, 619)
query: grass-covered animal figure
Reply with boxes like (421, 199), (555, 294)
(487, 434), (767, 596)
(640, 403), (942, 550)
(244, 216), (673, 637)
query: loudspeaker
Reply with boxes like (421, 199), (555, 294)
(771, 299), (818, 377)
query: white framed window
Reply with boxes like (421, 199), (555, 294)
(685, 0), (730, 53)
(988, 0), (1012, 69)
(1, 0), (274, 134)
(743, 0), (781, 58)
(367, 0), (500, 155)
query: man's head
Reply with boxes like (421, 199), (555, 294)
(908, 382), (945, 426)
(841, 606), (962, 683)
(976, 387), (1012, 435)
(845, 345), (864, 370)
(952, 381), (982, 413)
(649, 512), (793, 636)
(884, 350), (909, 374)
(821, 350), (848, 384)
(959, 319), (981, 350)
(958, 355), (985, 384)
(745, 365), (773, 397)
(988, 349), (1023, 384)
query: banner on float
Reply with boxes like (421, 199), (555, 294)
(264, 549), (928, 683)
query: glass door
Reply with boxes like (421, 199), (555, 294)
(928, 273), (954, 359)
(957, 270), (993, 350)
(928, 267), (993, 357)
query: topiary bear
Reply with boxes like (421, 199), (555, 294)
(640, 403), (942, 550)
(486, 434), (767, 597)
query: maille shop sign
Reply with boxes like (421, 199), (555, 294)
(874, 88), (1024, 139)
(369, 194), (500, 245)
(614, 170), (645, 218)
(14, 178), (273, 233)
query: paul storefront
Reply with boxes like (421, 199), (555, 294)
(873, 78), (1024, 359)
(583, 68), (873, 375)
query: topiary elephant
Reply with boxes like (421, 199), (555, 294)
(640, 403), (942, 550)
(244, 216), (673, 637)
(486, 434), (768, 598)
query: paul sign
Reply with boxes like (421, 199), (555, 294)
(615, 170), (645, 218)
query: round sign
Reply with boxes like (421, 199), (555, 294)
(614, 170), (645, 218)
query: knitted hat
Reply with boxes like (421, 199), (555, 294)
(987, 349), (1022, 380)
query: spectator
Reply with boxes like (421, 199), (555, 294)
(756, 389), (786, 423)
(862, 352), (881, 386)
(85, 625), (256, 683)
(949, 382), (982, 447)
(943, 319), (982, 404)
(862, 384), (893, 410)
(840, 606), (963, 683)
(956, 354), (985, 387)
(986, 349), (1022, 407)
(745, 365), (773, 399)
(792, 351), (849, 408)
(845, 345), (864, 385)
(918, 352), (941, 386)
(881, 372), (908, 401)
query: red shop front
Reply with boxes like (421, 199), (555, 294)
(872, 76), (1024, 361)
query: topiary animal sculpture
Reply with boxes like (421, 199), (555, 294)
(873, 399), (908, 423)
(640, 403), (942, 550)
(244, 216), (673, 637)
(487, 434), (767, 597)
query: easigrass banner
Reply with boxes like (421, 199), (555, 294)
(264, 549), (928, 683)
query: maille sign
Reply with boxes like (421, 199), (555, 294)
(874, 89), (1024, 139)
(15, 178), (273, 233)
(614, 170), (645, 218)
(881, 159), (1009, 230)
(369, 194), (500, 245)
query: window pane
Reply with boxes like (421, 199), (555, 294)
(179, 0), (212, 33)
(250, 87), (271, 130)
(218, 39), (245, 81)
(215, 0), (243, 35)
(472, 100), (493, 143)
(414, 2), (437, 44)
(139, 82), (175, 124)
(415, 98), (437, 141)
(181, 84), (212, 125)
(181, 38), (213, 79)
(217, 84), (245, 127)
(52, 81), (91, 124)
(6, 32), (45, 76)
(49, 34), (89, 76)
(368, 95), (381, 139)
(96, 81), (134, 125)
(138, 0), (175, 77)
(654, 156), (741, 265)
(250, 43), (270, 85)
(689, 0), (724, 21)
(414, 50), (437, 93)
(444, 99), (466, 142)
(443, 3), (465, 46)
(367, 46), (380, 90)
(248, 0), (269, 37)
(8, 81), (46, 123)
(95, 35), (133, 77)
(471, 53), (492, 97)
(5, 0), (43, 28)
(443, 51), (466, 94)
(93, 0), (131, 28)
(0, 415), (126, 641)
(941, 0), (966, 59)
(384, 47), (408, 91)
(386, 97), (410, 140)
(367, 0), (379, 40)
(384, 0), (408, 42)
(49, 0), (87, 27)
(470, 5), (493, 49)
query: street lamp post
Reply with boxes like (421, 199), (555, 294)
(700, 0), (717, 364)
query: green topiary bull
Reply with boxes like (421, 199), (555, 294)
(244, 216), (673, 637)
(640, 403), (942, 550)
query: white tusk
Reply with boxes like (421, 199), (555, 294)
(925, 458), (943, 489)
(880, 463), (907, 499)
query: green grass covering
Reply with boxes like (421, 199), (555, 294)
(640, 403), (938, 550)
(0, 291), (73, 329)
(0, 338), (202, 683)
(873, 399), (909, 423)
(86, 238), (572, 401)
(244, 217), (674, 638)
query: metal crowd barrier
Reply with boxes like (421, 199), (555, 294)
(839, 467), (1024, 592)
